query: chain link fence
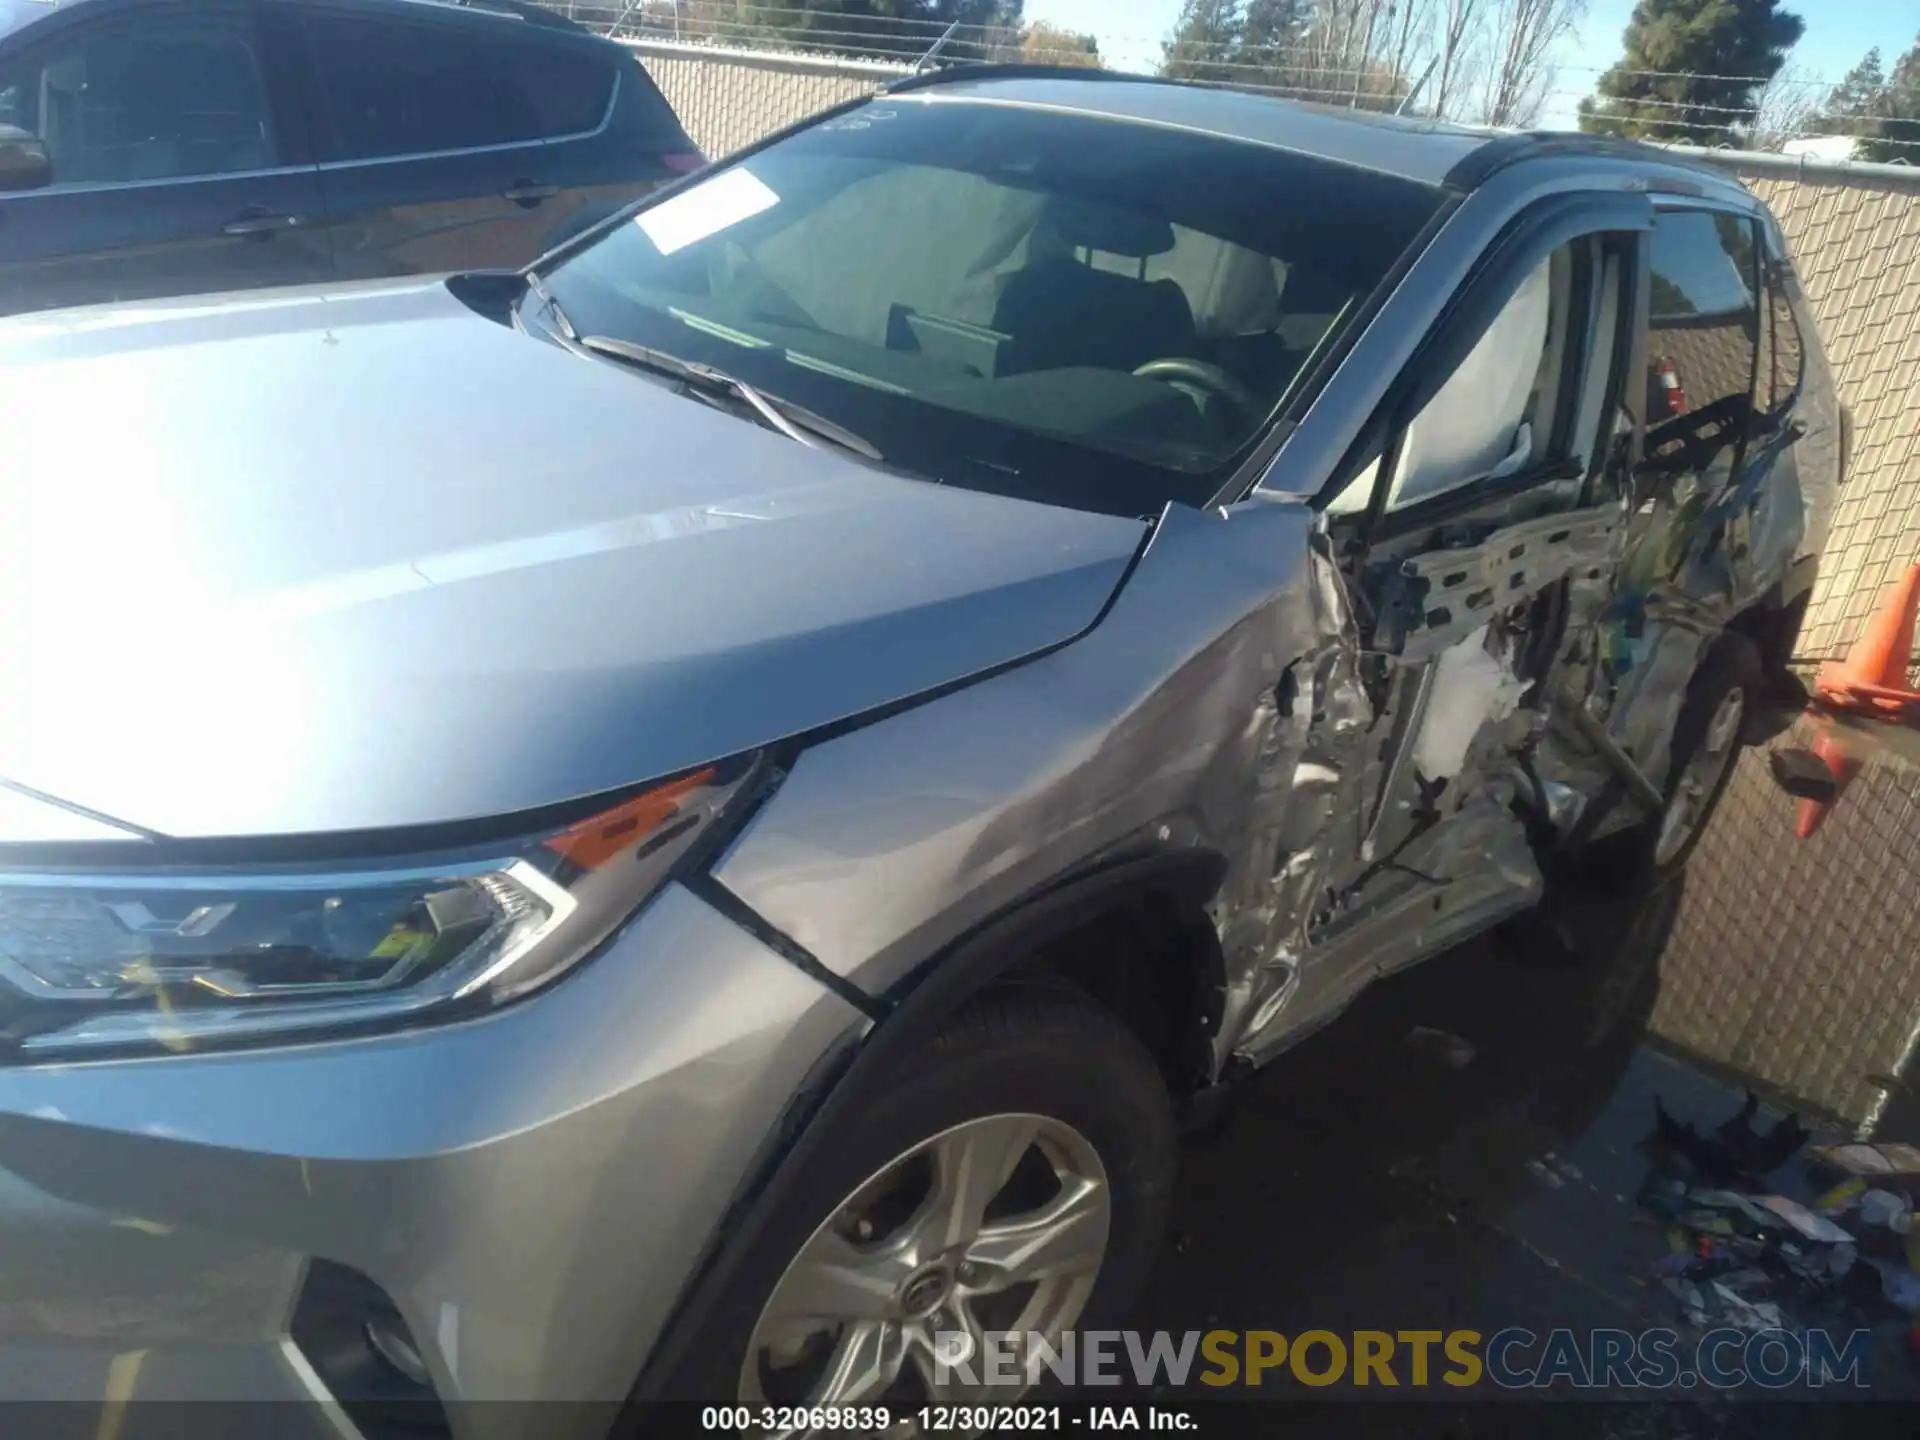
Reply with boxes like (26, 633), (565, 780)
(1648, 162), (1920, 1130)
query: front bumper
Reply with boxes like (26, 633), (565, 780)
(0, 883), (867, 1437)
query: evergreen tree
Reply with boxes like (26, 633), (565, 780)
(1240, 0), (1316, 88)
(1160, 0), (1411, 108)
(1813, 33), (1920, 162)
(1162, 0), (1245, 83)
(1579, 0), (1805, 144)
(1242, 0), (1315, 55)
(1822, 48), (1888, 121)
(1017, 20), (1101, 66)
(1869, 31), (1920, 162)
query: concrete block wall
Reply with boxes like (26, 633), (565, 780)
(627, 40), (903, 159)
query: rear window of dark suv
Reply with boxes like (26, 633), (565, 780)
(304, 11), (615, 159)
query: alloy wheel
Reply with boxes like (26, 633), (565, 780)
(739, 1112), (1111, 1415)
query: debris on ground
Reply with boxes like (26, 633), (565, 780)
(1859, 1188), (1914, 1232)
(1638, 1089), (1920, 1342)
(1653, 1089), (1811, 1180)
(1814, 1176), (1868, 1213)
(1872, 1258), (1920, 1313)
(1758, 1193), (1855, 1243)
(1523, 1152), (1584, 1191)
(1807, 1141), (1920, 1178)
(1405, 1025), (1476, 1069)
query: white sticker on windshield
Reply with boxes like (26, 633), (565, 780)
(637, 167), (780, 255)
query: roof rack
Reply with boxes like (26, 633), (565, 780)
(882, 64), (1187, 97)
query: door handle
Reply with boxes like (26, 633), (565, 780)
(222, 210), (299, 238)
(502, 181), (559, 207)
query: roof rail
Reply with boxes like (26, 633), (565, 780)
(882, 63), (1187, 97)
(1446, 128), (1745, 191)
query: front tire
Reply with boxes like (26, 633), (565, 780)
(650, 990), (1177, 1418)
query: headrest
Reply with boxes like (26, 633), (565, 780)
(1045, 196), (1176, 258)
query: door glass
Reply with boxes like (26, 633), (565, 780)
(0, 73), (26, 131)
(305, 17), (608, 161)
(1622, 210), (1762, 594)
(1642, 210), (1759, 460)
(510, 45), (614, 138)
(0, 12), (274, 186)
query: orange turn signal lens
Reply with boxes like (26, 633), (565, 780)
(543, 768), (719, 871)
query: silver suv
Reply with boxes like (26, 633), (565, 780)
(0, 69), (1838, 1433)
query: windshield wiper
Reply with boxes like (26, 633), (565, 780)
(521, 270), (577, 342)
(576, 334), (884, 463)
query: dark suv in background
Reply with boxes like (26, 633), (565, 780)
(0, 0), (698, 316)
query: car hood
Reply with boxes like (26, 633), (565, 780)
(0, 280), (1146, 840)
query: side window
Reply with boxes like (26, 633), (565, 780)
(0, 74), (26, 132)
(511, 45), (615, 139)
(0, 12), (275, 186)
(1641, 209), (1759, 447)
(304, 17), (611, 162)
(1327, 237), (1597, 516)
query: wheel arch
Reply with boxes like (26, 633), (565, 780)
(874, 847), (1231, 1096)
(625, 848), (1228, 1407)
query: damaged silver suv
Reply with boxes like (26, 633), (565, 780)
(0, 68), (1837, 1433)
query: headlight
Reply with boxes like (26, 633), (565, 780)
(0, 759), (760, 1059)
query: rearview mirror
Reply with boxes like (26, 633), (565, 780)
(0, 124), (51, 193)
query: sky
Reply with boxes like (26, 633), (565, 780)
(1023, 0), (1920, 132)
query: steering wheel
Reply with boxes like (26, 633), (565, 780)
(1131, 357), (1260, 418)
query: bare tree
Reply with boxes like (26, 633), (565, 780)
(1352, 0), (1386, 101)
(1745, 63), (1820, 151)
(1432, 0), (1484, 120)
(1478, 0), (1585, 127)
(1286, 0), (1370, 105)
(1304, 0), (1425, 107)
(1385, 0), (1438, 97)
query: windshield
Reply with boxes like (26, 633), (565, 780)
(543, 96), (1442, 517)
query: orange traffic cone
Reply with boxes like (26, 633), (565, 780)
(1797, 564), (1920, 837)
(1815, 563), (1920, 716)
(1795, 721), (1858, 838)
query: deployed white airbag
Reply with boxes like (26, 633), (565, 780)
(1385, 258), (1553, 511)
(1413, 626), (1530, 780)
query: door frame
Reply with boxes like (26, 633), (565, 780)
(1253, 194), (1659, 1040)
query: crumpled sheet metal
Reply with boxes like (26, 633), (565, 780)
(1216, 530), (1553, 1067)
(719, 491), (1576, 1083)
(713, 496), (1333, 1058)
(1385, 505), (1623, 662)
(1210, 537), (1375, 1071)
(1520, 487), (1718, 838)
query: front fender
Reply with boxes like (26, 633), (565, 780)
(711, 498), (1326, 1014)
